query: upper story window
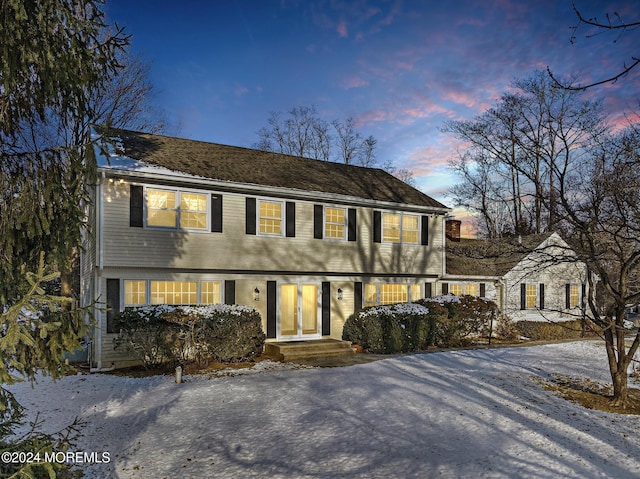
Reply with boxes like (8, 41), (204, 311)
(325, 207), (346, 239)
(146, 188), (208, 230)
(259, 200), (283, 235)
(382, 213), (419, 244)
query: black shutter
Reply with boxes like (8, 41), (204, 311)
(106, 279), (121, 334)
(425, 283), (433, 298)
(266, 281), (276, 338)
(442, 282), (449, 295)
(211, 195), (223, 233)
(480, 283), (486, 298)
(348, 208), (357, 242)
(246, 198), (256, 235)
(130, 185), (144, 227)
(565, 283), (571, 309)
(520, 283), (527, 310)
(224, 280), (235, 305)
(322, 282), (331, 336)
(286, 202), (296, 237)
(581, 283), (587, 309)
(354, 282), (363, 313)
(539, 283), (545, 310)
(373, 211), (382, 243)
(421, 215), (429, 245)
(314, 205), (323, 239)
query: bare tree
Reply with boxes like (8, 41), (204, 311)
(92, 52), (169, 134)
(548, 1), (640, 90)
(550, 126), (640, 407)
(444, 71), (604, 238)
(254, 105), (330, 160)
(332, 117), (361, 164)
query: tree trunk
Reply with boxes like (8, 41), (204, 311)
(604, 310), (633, 408)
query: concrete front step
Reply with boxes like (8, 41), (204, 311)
(264, 339), (356, 361)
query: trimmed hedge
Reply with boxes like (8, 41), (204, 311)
(343, 295), (499, 353)
(515, 319), (587, 341)
(113, 304), (265, 368)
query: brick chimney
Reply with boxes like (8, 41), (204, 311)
(445, 219), (461, 242)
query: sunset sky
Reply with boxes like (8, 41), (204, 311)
(105, 0), (639, 224)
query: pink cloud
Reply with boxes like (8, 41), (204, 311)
(357, 109), (393, 124)
(336, 20), (348, 38)
(342, 75), (369, 89)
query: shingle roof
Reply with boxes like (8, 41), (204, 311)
(446, 233), (555, 276)
(101, 128), (448, 210)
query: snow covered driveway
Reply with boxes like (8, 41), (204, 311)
(9, 341), (640, 478)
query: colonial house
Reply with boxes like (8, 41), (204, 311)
(81, 129), (450, 368)
(439, 221), (592, 322)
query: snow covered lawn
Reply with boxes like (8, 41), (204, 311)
(8, 341), (640, 478)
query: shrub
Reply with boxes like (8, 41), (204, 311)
(416, 295), (498, 348)
(113, 306), (178, 369)
(495, 314), (518, 340)
(344, 297), (503, 353)
(113, 305), (265, 368)
(515, 320), (585, 341)
(186, 305), (265, 363)
(343, 302), (439, 354)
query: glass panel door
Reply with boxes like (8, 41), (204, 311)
(280, 284), (298, 336)
(279, 283), (320, 339)
(301, 284), (318, 335)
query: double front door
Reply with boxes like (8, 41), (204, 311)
(279, 283), (320, 339)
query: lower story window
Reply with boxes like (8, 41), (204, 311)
(151, 281), (197, 305)
(569, 284), (580, 308)
(449, 283), (479, 297)
(201, 281), (222, 304)
(526, 284), (537, 309)
(364, 283), (422, 307)
(124, 280), (223, 306)
(124, 280), (146, 305)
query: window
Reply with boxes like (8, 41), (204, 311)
(448, 283), (481, 297)
(382, 213), (419, 244)
(201, 281), (222, 304)
(325, 207), (346, 239)
(124, 280), (146, 305)
(465, 284), (479, 297)
(449, 284), (463, 296)
(383, 214), (401, 243)
(402, 215), (419, 243)
(124, 280), (223, 306)
(569, 284), (580, 308)
(410, 284), (422, 302)
(364, 284), (378, 308)
(180, 193), (208, 229)
(151, 281), (197, 305)
(526, 284), (537, 309)
(146, 188), (208, 230)
(364, 283), (422, 307)
(259, 200), (283, 235)
(380, 284), (408, 305)
(147, 189), (177, 227)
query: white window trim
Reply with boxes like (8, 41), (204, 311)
(144, 186), (210, 232)
(257, 198), (284, 237)
(382, 212), (420, 245)
(324, 206), (347, 241)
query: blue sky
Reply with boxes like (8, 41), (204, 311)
(105, 0), (639, 222)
